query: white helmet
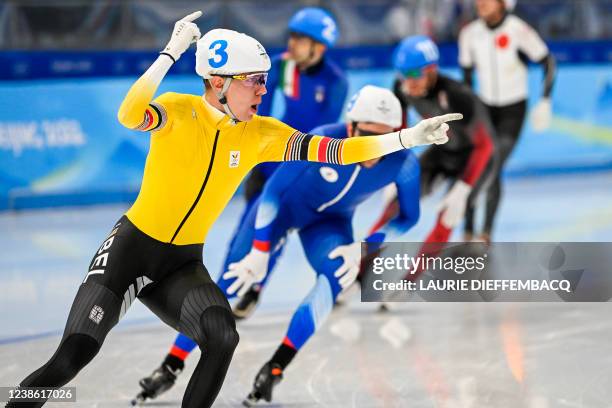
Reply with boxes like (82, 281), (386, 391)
(195, 29), (270, 78)
(346, 85), (403, 129)
(195, 29), (270, 122)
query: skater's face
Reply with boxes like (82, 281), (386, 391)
(476, 0), (505, 22)
(208, 74), (268, 121)
(401, 65), (437, 98)
(349, 121), (395, 168)
(287, 33), (326, 67)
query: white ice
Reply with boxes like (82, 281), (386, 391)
(1, 172), (612, 407)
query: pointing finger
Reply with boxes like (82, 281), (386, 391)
(434, 113), (463, 126)
(181, 10), (202, 22)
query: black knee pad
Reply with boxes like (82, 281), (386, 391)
(178, 284), (238, 351)
(199, 306), (239, 353)
(63, 282), (121, 344)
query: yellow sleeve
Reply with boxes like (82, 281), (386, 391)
(257, 116), (404, 165)
(117, 80), (174, 133)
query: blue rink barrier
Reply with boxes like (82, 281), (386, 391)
(0, 64), (611, 211)
(1, 41), (611, 80)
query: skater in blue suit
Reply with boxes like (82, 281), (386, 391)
(222, 86), (421, 405)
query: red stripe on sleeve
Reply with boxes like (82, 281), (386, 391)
(317, 137), (330, 162)
(143, 109), (154, 129)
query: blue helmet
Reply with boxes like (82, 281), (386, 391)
(288, 7), (339, 48)
(393, 35), (440, 77)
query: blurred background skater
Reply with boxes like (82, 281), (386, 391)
(370, 35), (495, 272)
(135, 6), (348, 404)
(220, 86), (424, 405)
(459, 0), (557, 243)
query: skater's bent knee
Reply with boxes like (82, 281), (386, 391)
(200, 306), (239, 352)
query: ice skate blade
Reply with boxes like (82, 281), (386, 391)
(130, 392), (147, 406)
(243, 391), (264, 407)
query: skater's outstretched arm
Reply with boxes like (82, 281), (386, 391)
(117, 11), (202, 131)
(256, 113), (462, 166)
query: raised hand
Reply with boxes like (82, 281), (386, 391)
(161, 11), (203, 62)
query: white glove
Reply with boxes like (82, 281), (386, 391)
(161, 11), (202, 62)
(329, 242), (362, 289)
(400, 113), (463, 148)
(530, 97), (552, 132)
(223, 248), (269, 297)
(437, 180), (472, 228)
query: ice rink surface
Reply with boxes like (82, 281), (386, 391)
(1, 171), (612, 407)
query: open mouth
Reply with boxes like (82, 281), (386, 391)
(250, 104), (258, 113)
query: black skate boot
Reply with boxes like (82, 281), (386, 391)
(131, 361), (182, 406)
(243, 362), (283, 406)
(232, 286), (261, 320)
